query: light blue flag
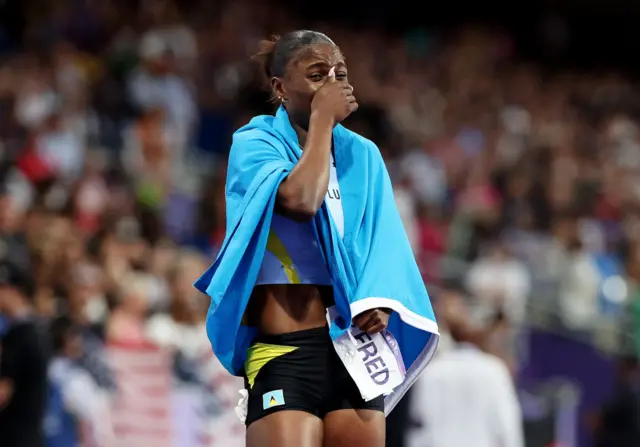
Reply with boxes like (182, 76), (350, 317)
(195, 107), (439, 415)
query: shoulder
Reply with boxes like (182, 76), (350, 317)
(228, 115), (288, 166)
(472, 351), (512, 382)
(431, 347), (506, 373)
(232, 115), (278, 143)
(230, 115), (282, 152)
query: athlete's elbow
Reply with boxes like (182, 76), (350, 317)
(278, 199), (321, 221)
(276, 189), (322, 221)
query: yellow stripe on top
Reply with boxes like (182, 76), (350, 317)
(245, 343), (298, 388)
(266, 230), (301, 284)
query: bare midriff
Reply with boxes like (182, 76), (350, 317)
(246, 284), (334, 335)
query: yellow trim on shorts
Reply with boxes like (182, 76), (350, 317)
(245, 343), (298, 388)
(266, 230), (301, 284)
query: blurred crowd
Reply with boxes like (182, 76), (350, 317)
(0, 0), (640, 445)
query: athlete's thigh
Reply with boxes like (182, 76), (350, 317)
(246, 410), (323, 447)
(322, 409), (385, 447)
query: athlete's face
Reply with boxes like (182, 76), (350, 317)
(272, 43), (347, 130)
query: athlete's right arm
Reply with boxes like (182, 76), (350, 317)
(275, 113), (334, 221)
(276, 67), (357, 221)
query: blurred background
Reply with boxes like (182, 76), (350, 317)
(1, 0), (640, 446)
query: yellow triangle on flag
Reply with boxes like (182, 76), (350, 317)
(269, 396), (277, 407)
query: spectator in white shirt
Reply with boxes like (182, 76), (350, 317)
(545, 212), (601, 332)
(466, 241), (531, 325)
(408, 298), (524, 447)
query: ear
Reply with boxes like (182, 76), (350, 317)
(271, 77), (286, 101)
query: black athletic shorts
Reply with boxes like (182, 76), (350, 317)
(243, 326), (385, 426)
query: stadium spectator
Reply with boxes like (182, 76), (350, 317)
(408, 295), (524, 447)
(0, 260), (48, 447)
(44, 316), (114, 447)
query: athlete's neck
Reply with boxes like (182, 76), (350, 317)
(283, 108), (309, 147)
(293, 123), (307, 148)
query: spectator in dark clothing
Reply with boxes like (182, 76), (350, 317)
(0, 260), (48, 447)
(594, 356), (640, 447)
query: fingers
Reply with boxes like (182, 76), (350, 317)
(366, 322), (386, 334)
(327, 66), (336, 82)
(354, 309), (386, 333)
(353, 310), (374, 328)
(361, 317), (382, 333)
(345, 85), (357, 113)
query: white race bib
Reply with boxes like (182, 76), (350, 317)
(326, 306), (406, 401)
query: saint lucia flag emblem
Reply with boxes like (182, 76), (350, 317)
(262, 390), (285, 409)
